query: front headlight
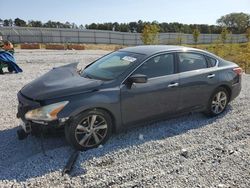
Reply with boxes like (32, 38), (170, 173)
(25, 101), (69, 121)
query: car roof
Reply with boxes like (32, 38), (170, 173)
(119, 45), (214, 57)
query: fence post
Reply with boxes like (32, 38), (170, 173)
(122, 33), (125, 45)
(94, 31), (96, 44)
(59, 29), (62, 43)
(78, 30), (80, 44)
(16, 28), (21, 44)
(18, 34), (21, 43)
(40, 29), (43, 43)
(109, 31), (111, 44)
(135, 34), (137, 45)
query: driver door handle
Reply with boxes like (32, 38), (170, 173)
(168, 83), (179, 88)
(207, 74), (215, 78)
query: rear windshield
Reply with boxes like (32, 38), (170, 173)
(81, 51), (144, 80)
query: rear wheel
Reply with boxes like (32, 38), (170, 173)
(205, 87), (229, 117)
(65, 109), (112, 151)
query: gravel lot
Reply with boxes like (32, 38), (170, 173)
(0, 50), (249, 188)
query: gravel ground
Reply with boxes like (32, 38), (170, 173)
(0, 50), (249, 188)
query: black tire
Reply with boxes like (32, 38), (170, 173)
(64, 109), (112, 151)
(205, 87), (229, 117)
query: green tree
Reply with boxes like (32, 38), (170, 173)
(28, 20), (42, 27)
(220, 27), (229, 43)
(3, 19), (10, 26)
(118, 23), (129, 32)
(71, 23), (78, 29)
(128, 22), (138, 32)
(192, 28), (200, 45)
(175, 32), (185, 45)
(64, 22), (71, 28)
(112, 22), (119, 31)
(44, 20), (56, 28)
(246, 27), (250, 42)
(86, 23), (98, 30)
(14, 18), (26, 27)
(217, 12), (250, 33)
(79, 24), (85, 30)
(8, 19), (13, 26)
(137, 20), (144, 33)
(141, 24), (160, 44)
(3, 19), (13, 26)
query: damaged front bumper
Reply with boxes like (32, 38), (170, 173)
(17, 118), (67, 138)
(19, 119), (31, 133)
(17, 120), (31, 140)
(16, 92), (68, 139)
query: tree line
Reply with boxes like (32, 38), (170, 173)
(1, 12), (249, 34)
(0, 18), (80, 29)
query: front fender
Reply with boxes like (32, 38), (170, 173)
(57, 88), (122, 131)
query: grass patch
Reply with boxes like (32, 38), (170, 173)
(84, 44), (125, 51)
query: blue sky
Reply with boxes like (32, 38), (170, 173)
(0, 0), (249, 25)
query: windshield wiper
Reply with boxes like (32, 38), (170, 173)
(84, 74), (93, 79)
(82, 72), (112, 81)
(81, 72), (93, 79)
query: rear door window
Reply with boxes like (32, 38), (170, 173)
(206, 56), (217, 67)
(177, 53), (208, 72)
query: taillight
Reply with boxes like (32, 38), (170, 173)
(233, 67), (243, 75)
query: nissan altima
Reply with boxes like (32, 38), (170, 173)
(17, 45), (242, 150)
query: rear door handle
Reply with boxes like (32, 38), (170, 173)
(207, 74), (215, 78)
(168, 83), (179, 88)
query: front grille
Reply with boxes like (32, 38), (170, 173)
(17, 92), (40, 121)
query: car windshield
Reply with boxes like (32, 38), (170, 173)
(81, 51), (144, 80)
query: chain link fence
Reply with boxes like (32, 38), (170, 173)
(0, 26), (248, 45)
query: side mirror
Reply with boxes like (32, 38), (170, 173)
(128, 74), (148, 84)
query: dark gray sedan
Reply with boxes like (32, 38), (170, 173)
(17, 45), (242, 150)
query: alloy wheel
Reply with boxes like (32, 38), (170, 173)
(211, 91), (227, 114)
(74, 114), (108, 147)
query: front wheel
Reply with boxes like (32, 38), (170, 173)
(205, 87), (229, 117)
(65, 109), (112, 151)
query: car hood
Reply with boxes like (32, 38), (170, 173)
(21, 63), (103, 100)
